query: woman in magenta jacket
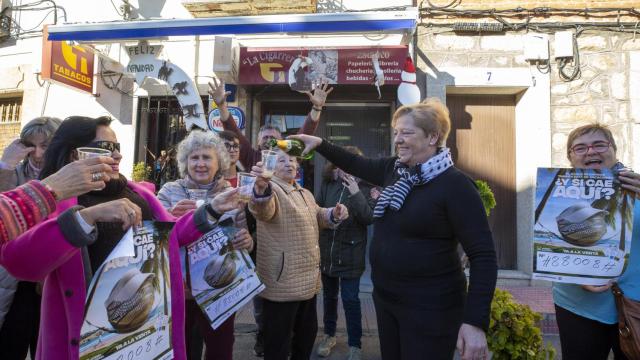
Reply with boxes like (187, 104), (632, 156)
(0, 116), (243, 360)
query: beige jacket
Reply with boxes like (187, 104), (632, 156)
(249, 176), (337, 302)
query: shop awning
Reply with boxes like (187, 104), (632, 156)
(47, 9), (418, 42)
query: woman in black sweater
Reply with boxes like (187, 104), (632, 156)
(292, 99), (497, 360)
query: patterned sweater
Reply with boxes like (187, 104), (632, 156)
(0, 180), (56, 245)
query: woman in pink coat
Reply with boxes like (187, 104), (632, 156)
(0, 116), (243, 360)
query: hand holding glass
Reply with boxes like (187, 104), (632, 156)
(261, 150), (277, 178)
(187, 189), (208, 207)
(237, 172), (257, 202)
(77, 147), (112, 159)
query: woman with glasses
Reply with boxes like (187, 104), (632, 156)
(157, 129), (253, 360)
(553, 123), (640, 360)
(0, 116), (238, 360)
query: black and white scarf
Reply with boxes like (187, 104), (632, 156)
(373, 148), (453, 218)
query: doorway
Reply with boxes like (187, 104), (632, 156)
(446, 94), (517, 269)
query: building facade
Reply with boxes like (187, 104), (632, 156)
(0, 0), (638, 280)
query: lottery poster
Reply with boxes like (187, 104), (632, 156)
(532, 168), (635, 285)
(79, 221), (174, 360)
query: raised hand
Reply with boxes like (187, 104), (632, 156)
(304, 78), (334, 108)
(78, 199), (142, 230)
(1, 139), (34, 169)
(210, 188), (241, 213)
(170, 199), (197, 217)
(41, 157), (114, 200)
(251, 161), (270, 195)
(207, 78), (231, 107)
(340, 172), (359, 195)
(331, 203), (349, 222)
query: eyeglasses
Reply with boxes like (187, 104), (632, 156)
(570, 141), (611, 156)
(87, 141), (120, 153)
(224, 142), (240, 151)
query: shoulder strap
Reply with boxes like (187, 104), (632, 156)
(612, 283), (628, 333)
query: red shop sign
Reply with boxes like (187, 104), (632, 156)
(239, 46), (407, 86)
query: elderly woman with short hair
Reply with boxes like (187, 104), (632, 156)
(157, 129), (253, 360)
(292, 99), (498, 360)
(0, 116), (61, 360)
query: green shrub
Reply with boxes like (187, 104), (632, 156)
(475, 179), (497, 216)
(488, 288), (556, 360)
(132, 162), (152, 182)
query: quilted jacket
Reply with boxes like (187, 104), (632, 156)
(249, 176), (337, 302)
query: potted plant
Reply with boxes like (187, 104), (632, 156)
(475, 180), (556, 359)
(132, 162), (155, 193)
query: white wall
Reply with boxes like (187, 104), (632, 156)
(0, 0), (195, 178)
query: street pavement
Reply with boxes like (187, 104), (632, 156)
(230, 287), (570, 360)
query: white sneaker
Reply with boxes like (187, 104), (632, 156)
(316, 334), (337, 357)
(347, 346), (362, 360)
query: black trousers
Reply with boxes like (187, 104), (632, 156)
(555, 304), (628, 360)
(0, 281), (41, 360)
(262, 296), (317, 360)
(373, 291), (461, 360)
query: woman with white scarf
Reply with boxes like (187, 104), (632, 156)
(291, 99), (498, 360)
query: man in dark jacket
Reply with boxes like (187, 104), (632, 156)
(315, 147), (374, 360)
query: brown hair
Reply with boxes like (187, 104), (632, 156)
(391, 98), (451, 147)
(566, 123), (617, 160)
(322, 146), (364, 181)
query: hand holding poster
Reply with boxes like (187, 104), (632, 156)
(187, 217), (264, 329)
(532, 168), (635, 285)
(80, 221), (174, 360)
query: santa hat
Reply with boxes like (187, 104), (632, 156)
(403, 57), (416, 74)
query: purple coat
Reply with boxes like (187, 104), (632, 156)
(0, 181), (201, 360)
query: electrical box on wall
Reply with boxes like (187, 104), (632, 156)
(523, 33), (549, 61)
(554, 31), (574, 58)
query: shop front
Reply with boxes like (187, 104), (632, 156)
(43, 10), (418, 189)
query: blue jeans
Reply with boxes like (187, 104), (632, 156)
(321, 274), (362, 348)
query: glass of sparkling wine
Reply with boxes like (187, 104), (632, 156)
(77, 147), (111, 159)
(261, 150), (277, 178)
(187, 189), (208, 208)
(237, 172), (257, 202)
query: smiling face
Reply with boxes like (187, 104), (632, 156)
(94, 125), (122, 180)
(187, 147), (219, 185)
(274, 150), (298, 183)
(393, 114), (437, 166)
(568, 130), (617, 169)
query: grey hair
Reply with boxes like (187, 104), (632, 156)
(177, 129), (230, 178)
(20, 117), (62, 143)
(258, 124), (281, 137)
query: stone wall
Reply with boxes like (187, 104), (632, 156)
(0, 122), (20, 158)
(417, 28), (640, 168)
(182, 0), (316, 17)
(422, 0), (639, 23)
